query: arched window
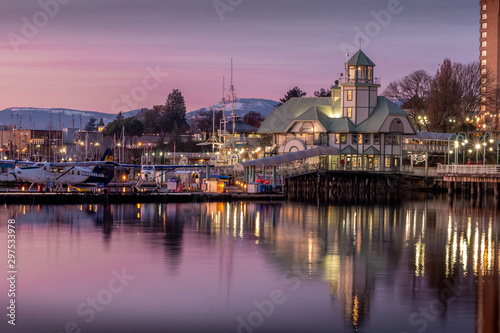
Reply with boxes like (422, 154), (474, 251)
(389, 118), (404, 133)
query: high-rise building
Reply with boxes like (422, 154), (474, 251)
(479, 0), (499, 129)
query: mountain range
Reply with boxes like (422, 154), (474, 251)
(0, 98), (277, 130)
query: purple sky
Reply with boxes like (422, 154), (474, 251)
(0, 0), (478, 113)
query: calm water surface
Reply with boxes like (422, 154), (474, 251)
(1, 196), (499, 333)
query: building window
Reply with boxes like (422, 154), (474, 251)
(482, 68), (487, 74)
(482, 50), (487, 57)
(481, 59), (487, 66)
(482, 13), (487, 20)
(385, 156), (391, 168)
(340, 134), (347, 144)
(364, 134), (370, 144)
(374, 134), (380, 145)
(482, 23), (487, 29)
(482, 32), (487, 38)
(347, 90), (353, 101)
(482, 41), (487, 47)
(481, 105), (486, 112)
(385, 134), (392, 145)
(483, 4), (487, 10)
(352, 134), (358, 145)
(335, 134), (340, 144)
(347, 107), (352, 117)
(392, 134), (400, 145)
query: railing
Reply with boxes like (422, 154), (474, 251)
(437, 164), (500, 175)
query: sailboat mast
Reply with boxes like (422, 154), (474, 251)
(230, 59), (235, 152)
(222, 75), (226, 148)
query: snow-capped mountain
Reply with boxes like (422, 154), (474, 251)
(0, 98), (278, 130)
(188, 98), (277, 118)
(0, 107), (140, 130)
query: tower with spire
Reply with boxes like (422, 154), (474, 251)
(340, 50), (380, 126)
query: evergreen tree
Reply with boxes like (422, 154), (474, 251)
(167, 121), (183, 151)
(84, 117), (98, 131)
(314, 88), (332, 97)
(275, 87), (306, 107)
(163, 89), (188, 133)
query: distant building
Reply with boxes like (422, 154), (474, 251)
(258, 50), (416, 171)
(479, 0), (499, 128)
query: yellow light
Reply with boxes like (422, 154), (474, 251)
(122, 175), (127, 181)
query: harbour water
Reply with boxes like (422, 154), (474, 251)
(1, 195), (499, 333)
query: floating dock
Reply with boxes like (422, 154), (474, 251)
(0, 192), (285, 205)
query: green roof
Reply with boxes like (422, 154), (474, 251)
(356, 97), (415, 133)
(258, 97), (333, 133)
(341, 146), (358, 154)
(328, 118), (355, 132)
(363, 146), (381, 155)
(347, 50), (376, 67)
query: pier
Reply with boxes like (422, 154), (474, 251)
(437, 165), (500, 197)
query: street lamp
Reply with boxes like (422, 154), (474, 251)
(475, 143), (481, 164)
(481, 131), (494, 166)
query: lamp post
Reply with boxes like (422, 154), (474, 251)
(481, 131), (494, 166)
(456, 132), (468, 165)
(497, 139), (500, 166)
(476, 143), (481, 164)
(447, 134), (457, 168)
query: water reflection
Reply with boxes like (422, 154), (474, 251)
(2, 195), (499, 333)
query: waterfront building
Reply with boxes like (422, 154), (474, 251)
(258, 50), (416, 171)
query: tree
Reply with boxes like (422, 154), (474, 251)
(426, 59), (462, 133)
(275, 86), (306, 107)
(383, 70), (432, 130)
(314, 87), (332, 97)
(163, 89), (188, 133)
(191, 109), (224, 137)
(167, 121), (182, 151)
(243, 111), (265, 128)
(84, 117), (98, 131)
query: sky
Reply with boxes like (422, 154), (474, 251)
(0, 0), (479, 113)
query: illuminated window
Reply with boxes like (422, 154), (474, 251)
(481, 59), (487, 66)
(482, 68), (487, 74)
(482, 13), (487, 20)
(482, 23), (487, 29)
(482, 32), (487, 38)
(482, 50), (487, 57)
(347, 90), (353, 101)
(482, 41), (487, 47)
(340, 134), (347, 144)
(483, 4), (487, 10)
(481, 105), (486, 112)
(347, 107), (352, 117)
(335, 134), (340, 144)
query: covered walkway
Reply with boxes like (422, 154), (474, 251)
(234, 146), (341, 188)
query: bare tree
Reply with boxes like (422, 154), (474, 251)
(426, 59), (462, 133)
(383, 70), (432, 130)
